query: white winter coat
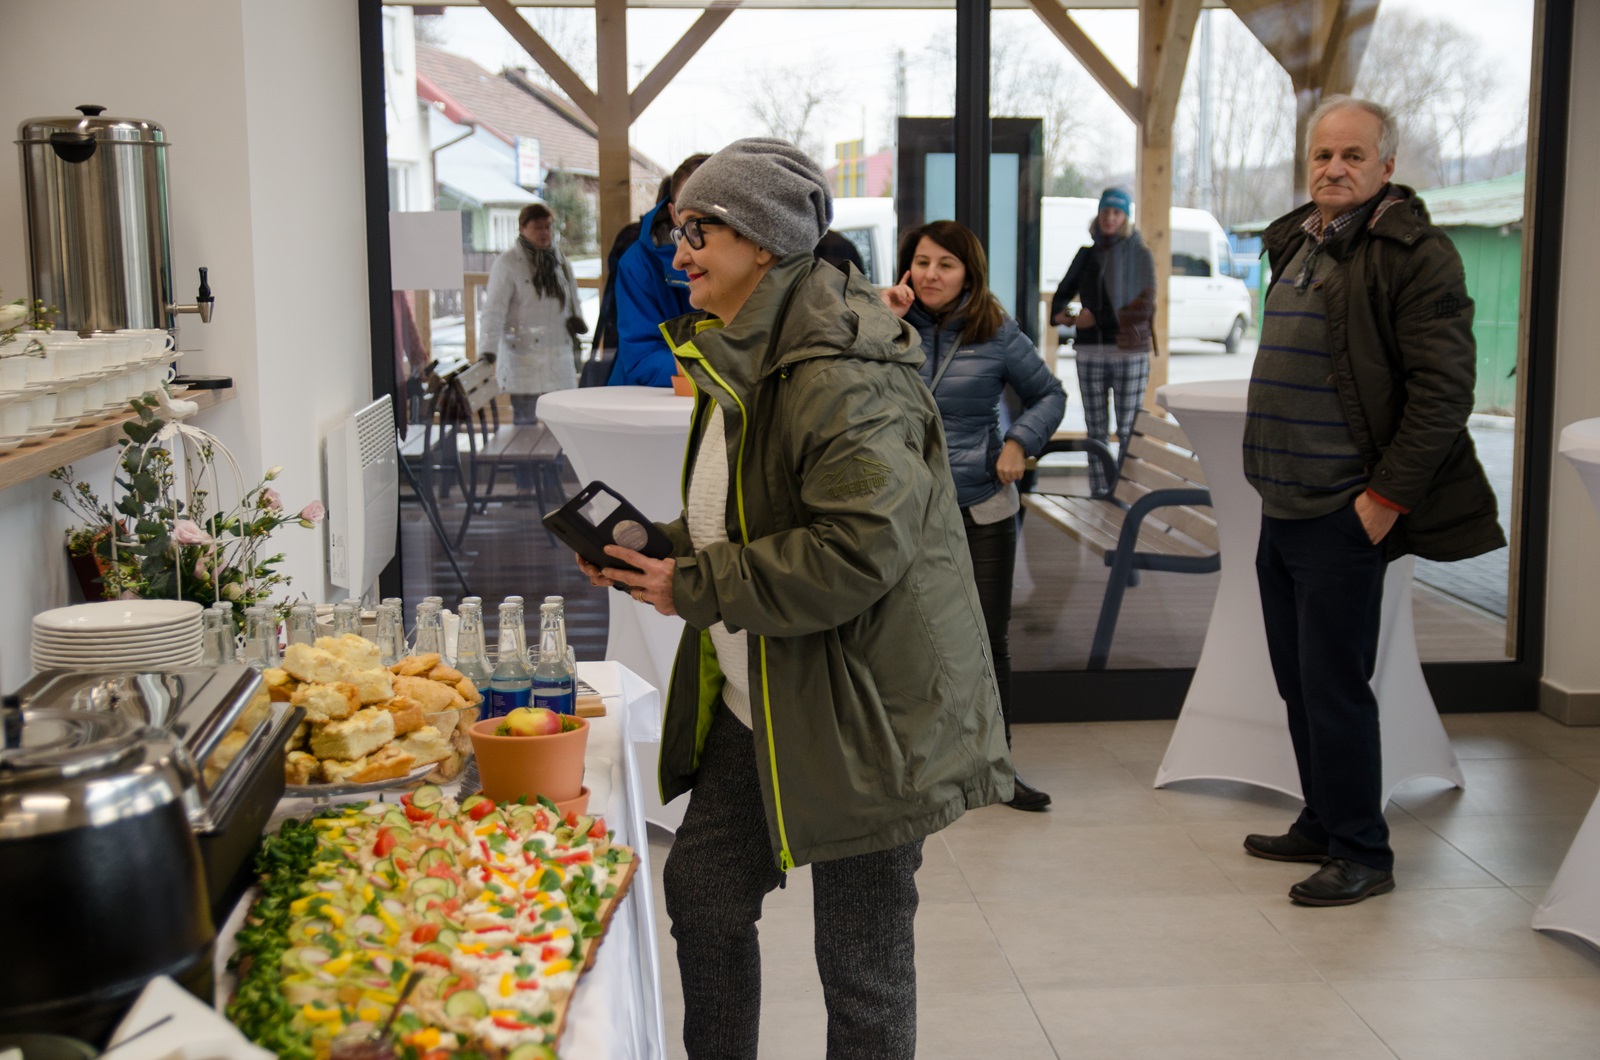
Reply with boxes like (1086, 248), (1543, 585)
(477, 246), (583, 396)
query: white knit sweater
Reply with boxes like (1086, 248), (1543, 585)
(686, 403), (752, 728)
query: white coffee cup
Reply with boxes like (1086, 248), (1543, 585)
(26, 392), (58, 432)
(0, 400), (30, 438)
(56, 384), (86, 421)
(0, 357), (29, 393)
(124, 329), (175, 363)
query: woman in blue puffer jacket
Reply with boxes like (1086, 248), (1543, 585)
(882, 219), (1067, 811)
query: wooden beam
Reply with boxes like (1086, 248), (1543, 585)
(630, 2), (740, 124)
(594, 0), (633, 261)
(1138, 0), (1201, 401)
(1024, 0), (1142, 124)
(1317, 0), (1379, 97)
(478, 0), (600, 123)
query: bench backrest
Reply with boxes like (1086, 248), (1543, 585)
(1111, 409), (1219, 553)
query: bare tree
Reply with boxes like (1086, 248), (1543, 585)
(1354, 10), (1506, 188)
(1176, 17), (1296, 228)
(922, 23), (1106, 196)
(743, 62), (841, 162)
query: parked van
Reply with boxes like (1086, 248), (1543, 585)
(829, 197), (897, 285)
(1041, 197), (1254, 352)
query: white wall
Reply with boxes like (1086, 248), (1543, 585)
(1542, 0), (1600, 721)
(0, 0), (371, 688)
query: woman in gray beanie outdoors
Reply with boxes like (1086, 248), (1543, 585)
(576, 137), (1013, 1059)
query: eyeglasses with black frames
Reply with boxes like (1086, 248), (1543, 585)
(669, 216), (730, 250)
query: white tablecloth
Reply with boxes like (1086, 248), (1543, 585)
(1532, 421), (1600, 948)
(1151, 379), (1463, 802)
(216, 661), (667, 1060)
(538, 387), (693, 832)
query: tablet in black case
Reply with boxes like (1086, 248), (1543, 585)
(542, 480), (673, 574)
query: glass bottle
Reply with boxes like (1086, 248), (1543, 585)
(544, 595), (578, 699)
(502, 597), (526, 663)
(211, 600), (237, 659)
(454, 602), (494, 709)
(200, 607), (232, 666)
(414, 601), (444, 657)
(285, 603), (318, 648)
(374, 600), (405, 666)
(487, 601), (532, 720)
(532, 600), (576, 716)
(331, 601), (361, 637)
(240, 605), (280, 668)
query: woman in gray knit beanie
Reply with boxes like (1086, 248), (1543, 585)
(575, 136), (1014, 1059)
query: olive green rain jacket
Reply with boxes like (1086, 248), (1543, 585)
(655, 254), (1014, 870)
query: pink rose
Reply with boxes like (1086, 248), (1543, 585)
(298, 501), (326, 524)
(172, 519), (213, 546)
(261, 487), (282, 511)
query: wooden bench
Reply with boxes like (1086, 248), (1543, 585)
(399, 359), (563, 547)
(1021, 407), (1219, 670)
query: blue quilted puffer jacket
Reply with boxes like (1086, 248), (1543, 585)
(905, 302), (1067, 509)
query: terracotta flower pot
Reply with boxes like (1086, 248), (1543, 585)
(468, 715), (588, 804)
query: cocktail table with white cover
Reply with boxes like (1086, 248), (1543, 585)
(1531, 419), (1600, 948)
(537, 387), (693, 830)
(1151, 378), (1463, 802)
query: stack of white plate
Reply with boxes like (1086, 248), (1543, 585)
(32, 600), (204, 672)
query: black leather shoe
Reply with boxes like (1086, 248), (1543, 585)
(1288, 858), (1395, 906)
(1243, 829), (1329, 863)
(1006, 775), (1052, 812)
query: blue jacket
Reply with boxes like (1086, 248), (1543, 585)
(609, 202), (693, 386)
(906, 303), (1067, 509)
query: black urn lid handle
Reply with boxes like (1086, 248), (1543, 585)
(76, 105), (106, 117)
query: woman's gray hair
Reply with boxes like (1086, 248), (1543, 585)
(1306, 95), (1400, 163)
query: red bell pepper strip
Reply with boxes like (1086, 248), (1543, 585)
(372, 828), (396, 858)
(413, 950), (451, 968)
(411, 923), (440, 944)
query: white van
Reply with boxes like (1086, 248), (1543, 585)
(828, 197), (898, 286)
(1041, 197), (1254, 352)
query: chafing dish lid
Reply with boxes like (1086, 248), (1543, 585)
(0, 707), (144, 785)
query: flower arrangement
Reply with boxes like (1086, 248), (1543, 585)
(0, 291), (56, 355)
(52, 394), (325, 613)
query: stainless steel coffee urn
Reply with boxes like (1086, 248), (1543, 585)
(17, 104), (214, 336)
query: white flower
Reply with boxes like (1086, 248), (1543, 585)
(265, 465), (283, 481)
(0, 303), (28, 331)
(221, 582), (244, 601)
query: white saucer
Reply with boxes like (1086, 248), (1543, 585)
(0, 437), (21, 453)
(34, 600), (204, 633)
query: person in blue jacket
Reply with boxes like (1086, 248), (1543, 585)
(882, 219), (1067, 811)
(608, 153), (708, 386)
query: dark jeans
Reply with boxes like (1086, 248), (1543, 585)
(1256, 504), (1393, 871)
(962, 508), (1016, 742)
(508, 393), (541, 491)
(663, 704), (922, 1060)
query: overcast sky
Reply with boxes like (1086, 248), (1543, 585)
(424, 0), (1533, 186)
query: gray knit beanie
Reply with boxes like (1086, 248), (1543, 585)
(675, 138), (832, 256)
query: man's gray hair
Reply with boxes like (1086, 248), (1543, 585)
(1306, 95), (1400, 163)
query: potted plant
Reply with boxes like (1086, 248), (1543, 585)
(52, 393), (325, 623)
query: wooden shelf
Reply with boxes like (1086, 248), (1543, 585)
(0, 388), (235, 493)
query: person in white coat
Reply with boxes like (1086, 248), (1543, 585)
(478, 202), (587, 496)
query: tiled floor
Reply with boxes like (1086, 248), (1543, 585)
(646, 711), (1600, 1059)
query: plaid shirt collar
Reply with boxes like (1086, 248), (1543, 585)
(1302, 205), (1364, 243)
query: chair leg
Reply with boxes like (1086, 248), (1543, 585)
(1089, 552), (1139, 671)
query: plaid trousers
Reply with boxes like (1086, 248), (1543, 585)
(1075, 345), (1150, 495)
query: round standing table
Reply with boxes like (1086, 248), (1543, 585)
(1531, 419), (1600, 948)
(1152, 379), (1463, 802)
(538, 386), (693, 830)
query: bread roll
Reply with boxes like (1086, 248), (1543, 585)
(391, 653), (440, 677)
(281, 643), (349, 685)
(291, 681), (360, 723)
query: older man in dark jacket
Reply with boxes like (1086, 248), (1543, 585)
(1241, 96), (1504, 906)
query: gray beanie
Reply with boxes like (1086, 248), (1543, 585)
(675, 138), (832, 256)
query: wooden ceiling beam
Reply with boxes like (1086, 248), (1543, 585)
(1024, 0), (1143, 123)
(630, 2), (741, 123)
(478, 0), (601, 122)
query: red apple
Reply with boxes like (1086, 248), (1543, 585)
(505, 706), (561, 736)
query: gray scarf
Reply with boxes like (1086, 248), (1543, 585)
(517, 235), (567, 310)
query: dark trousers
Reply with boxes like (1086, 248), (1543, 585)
(508, 393), (541, 491)
(663, 705), (923, 1060)
(1256, 506), (1393, 871)
(962, 508), (1016, 742)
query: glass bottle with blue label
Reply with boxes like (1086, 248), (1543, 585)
(532, 599), (576, 715)
(455, 601), (494, 709)
(488, 600), (532, 719)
